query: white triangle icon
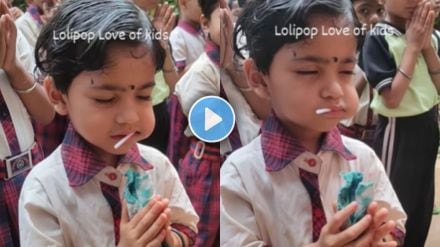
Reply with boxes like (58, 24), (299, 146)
(205, 108), (222, 131)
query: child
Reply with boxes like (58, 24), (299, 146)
(169, 0), (261, 246)
(0, 1), (54, 245)
(169, 0), (205, 74)
(338, 0), (385, 147)
(360, 0), (439, 246)
(220, 0), (407, 246)
(18, 0), (198, 246)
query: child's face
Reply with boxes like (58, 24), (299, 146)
(54, 44), (156, 163)
(353, 0), (385, 29)
(202, 6), (221, 45)
(257, 16), (359, 134)
(183, 0), (202, 24)
(382, 0), (423, 19)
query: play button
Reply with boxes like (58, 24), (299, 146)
(188, 96), (235, 143)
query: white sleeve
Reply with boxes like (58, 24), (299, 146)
(19, 177), (64, 247)
(220, 162), (266, 247)
(175, 59), (219, 116)
(155, 154), (199, 233)
(169, 30), (188, 70)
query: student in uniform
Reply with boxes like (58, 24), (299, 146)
(360, 0), (440, 246)
(0, 1), (54, 245)
(220, 0), (406, 246)
(18, 0), (198, 246)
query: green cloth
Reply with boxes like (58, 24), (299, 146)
(337, 171), (373, 226)
(124, 168), (154, 218)
(152, 71), (170, 106)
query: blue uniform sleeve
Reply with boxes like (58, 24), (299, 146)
(360, 31), (396, 94)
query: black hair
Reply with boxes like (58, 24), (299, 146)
(35, 0), (165, 93)
(198, 0), (218, 19)
(233, 0), (356, 74)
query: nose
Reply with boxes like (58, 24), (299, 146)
(115, 101), (140, 125)
(369, 14), (380, 26)
(321, 77), (344, 100)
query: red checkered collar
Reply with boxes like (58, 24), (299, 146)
(177, 20), (202, 36)
(61, 123), (152, 187)
(261, 114), (356, 172)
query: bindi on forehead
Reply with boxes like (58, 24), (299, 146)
(130, 85), (135, 90)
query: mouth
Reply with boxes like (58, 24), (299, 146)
(315, 107), (346, 118)
(112, 131), (140, 150)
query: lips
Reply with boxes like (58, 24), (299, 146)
(111, 131), (139, 140)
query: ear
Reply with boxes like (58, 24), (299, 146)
(200, 14), (210, 34)
(243, 58), (270, 100)
(43, 76), (68, 116)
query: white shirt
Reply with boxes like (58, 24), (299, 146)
(169, 23), (205, 70)
(174, 53), (261, 155)
(0, 71), (35, 158)
(16, 28), (36, 74)
(220, 136), (406, 247)
(19, 144), (199, 246)
(15, 12), (40, 50)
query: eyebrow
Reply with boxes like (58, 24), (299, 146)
(291, 56), (357, 64)
(90, 80), (155, 92)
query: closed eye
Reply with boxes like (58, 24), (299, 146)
(296, 71), (318, 75)
(137, 95), (151, 101)
(340, 70), (356, 75)
(94, 98), (115, 104)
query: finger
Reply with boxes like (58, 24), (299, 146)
(134, 198), (169, 236)
(328, 202), (358, 232)
(0, 0), (9, 16)
(425, 10), (435, 27)
(219, 0), (227, 9)
(165, 13), (176, 32)
(163, 5), (173, 24)
(145, 228), (167, 247)
(373, 221), (396, 242)
(0, 16), (6, 68)
(120, 199), (129, 224)
(333, 214), (372, 245)
(139, 211), (169, 244)
(130, 195), (161, 227)
(350, 227), (374, 247)
(153, 3), (161, 19)
(371, 207), (389, 229)
(376, 241), (398, 247)
(159, 3), (168, 20)
(367, 201), (378, 216)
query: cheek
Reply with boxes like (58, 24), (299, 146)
(345, 87), (359, 115)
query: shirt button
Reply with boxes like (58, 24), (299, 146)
(306, 158), (317, 167)
(106, 172), (118, 181)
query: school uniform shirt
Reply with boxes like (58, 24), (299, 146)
(15, 6), (42, 50)
(0, 71), (36, 159)
(360, 21), (440, 117)
(19, 124), (199, 246)
(174, 52), (261, 155)
(15, 29), (36, 74)
(169, 20), (205, 71)
(220, 115), (406, 247)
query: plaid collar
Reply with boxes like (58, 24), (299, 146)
(62, 123), (152, 187)
(261, 114), (356, 172)
(27, 4), (43, 26)
(177, 20), (202, 36)
(205, 40), (220, 67)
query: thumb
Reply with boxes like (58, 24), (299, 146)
(120, 200), (129, 224)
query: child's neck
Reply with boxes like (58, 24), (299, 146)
(385, 14), (407, 31)
(179, 15), (199, 28)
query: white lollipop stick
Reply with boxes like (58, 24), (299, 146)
(114, 132), (136, 149)
(315, 108), (332, 115)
